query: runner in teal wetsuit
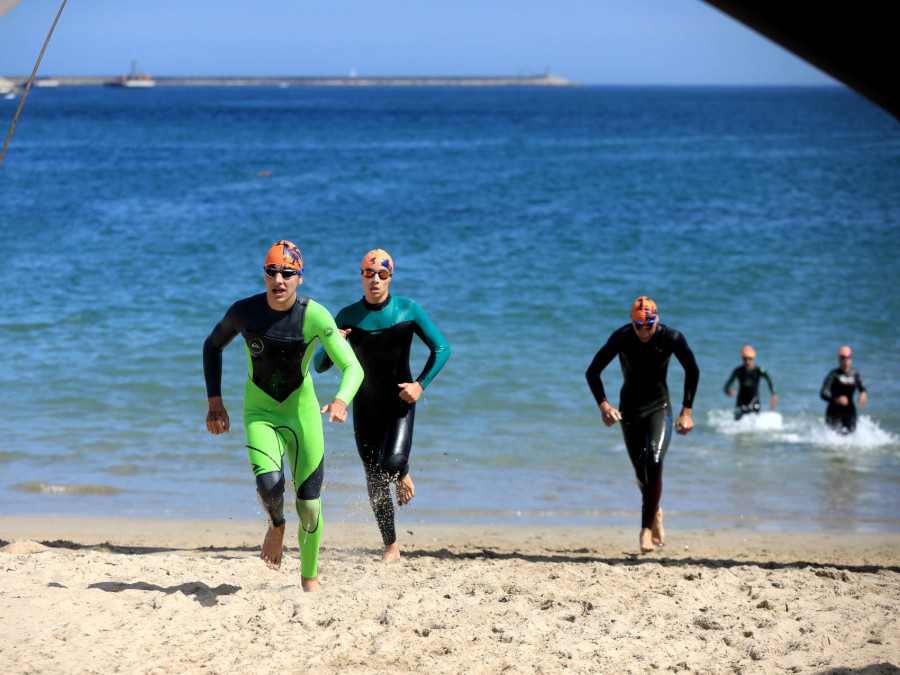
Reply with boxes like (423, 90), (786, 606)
(314, 249), (450, 562)
(203, 240), (362, 592)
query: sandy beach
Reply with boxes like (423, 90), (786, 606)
(1, 515), (897, 674)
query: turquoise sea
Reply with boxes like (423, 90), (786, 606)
(1, 85), (898, 533)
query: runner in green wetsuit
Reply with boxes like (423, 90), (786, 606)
(314, 249), (450, 562)
(203, 240), (362, 592)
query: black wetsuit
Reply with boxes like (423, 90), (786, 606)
(314, 294), (450, 546)
(723, 365), (775, 419)
(820, 367), (866, 433)
(586, 324), (700, 530)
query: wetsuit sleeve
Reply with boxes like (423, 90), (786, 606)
(672, 331), (700, 409)
(761, 368), (776, 394)
(312, 306), (345, 374)
(202, 303), (242, 398)
(409, 301), (450, 389)
(305, 301), (363, 405)
(820, 370), (836, 402)
(312, 347), (332, 373)
(723, 367), (740, 394)
(856, 371), (866, 393)
(585, 334), (620, 406)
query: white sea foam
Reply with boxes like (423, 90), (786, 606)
(805, 416), (899, 450)
(706, 409), (786, 435)
(707, 409), (898, 451)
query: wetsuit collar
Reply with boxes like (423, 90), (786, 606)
(362, 294), (391, 311)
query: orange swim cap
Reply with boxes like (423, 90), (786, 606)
(742, 345), (756, 359)
(264, 240), (303, 271)
(361, 248), (393, 274)
(630, 296), (658, 324)
(839, 345), (852, 358)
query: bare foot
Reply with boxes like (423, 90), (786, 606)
(640, 528), (655, 553)
(261, 521), (286, 570)
(381, 542), (401, 563)
(301, 576), (321, 592)
(651, 508), (665, 548)
(396, 474), (415, 506)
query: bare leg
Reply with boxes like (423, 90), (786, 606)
(396, 474), (415, 506)
(301, 575), (322, 592)
(651, 508), (665, 547)
(381, 541), (401, 563)
(640, 528), (655, 553)
(260, 521), (285, 570)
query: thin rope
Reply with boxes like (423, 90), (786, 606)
(0, 0), (69, 170)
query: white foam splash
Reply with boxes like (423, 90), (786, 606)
(706, 410), (898, 451)
(804, 415), (898, 450)
(707, 409), (786, 435)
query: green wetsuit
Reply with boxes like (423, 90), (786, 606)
(203, 292), (362, 578)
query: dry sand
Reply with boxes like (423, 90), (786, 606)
(0, 515), (898, 674)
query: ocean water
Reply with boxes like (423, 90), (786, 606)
(1, 85), (898, 534)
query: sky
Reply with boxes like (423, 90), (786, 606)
(0, 0), (835, 86)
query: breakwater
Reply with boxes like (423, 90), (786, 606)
(4, 73), (576, 87)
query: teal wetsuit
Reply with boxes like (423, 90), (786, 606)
(314, 294), (449, 545)
(203, 292), (362, 578)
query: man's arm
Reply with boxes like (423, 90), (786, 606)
(820, 371), (836, 402)
(403, 301), (451, 403)
(762, 368), (777, 408)
(202, 304), (241, 434)
(672, 331), (700, 411)
(586, 335), (622, 426)
(410, 301), (451, 390)
(306, 302), (363, 421)
(723, 367), (739, 396)
(312, 307), (350, 373)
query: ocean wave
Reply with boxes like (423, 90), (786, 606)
(12, 482), (125, 496)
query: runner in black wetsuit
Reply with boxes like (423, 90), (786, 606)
(203, 241), (363, 591)
(585, 296), (700, 553)
(820, 345), (867, 434)
(314, 249), (450, 562)
(723, 345), (777, 419)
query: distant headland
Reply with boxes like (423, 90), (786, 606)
(4, 71), (577, 88)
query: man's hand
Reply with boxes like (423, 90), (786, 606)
(398, 382), (423, 404)
(675, 408), (693, 435)
(321, 398), (348, 423)
(599, 401), (622, 427)
(206, 396), (230, 435)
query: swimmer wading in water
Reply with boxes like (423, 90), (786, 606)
(723, 345), (777, 419)
(203, 240), (363, 592)
(820, 345), (867, 434)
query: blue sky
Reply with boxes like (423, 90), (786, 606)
(1, 0), (834, 85)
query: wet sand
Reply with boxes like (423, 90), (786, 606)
(1, 516), (898, 674)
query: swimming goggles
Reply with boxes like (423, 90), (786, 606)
(265, 266), (302, 279)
